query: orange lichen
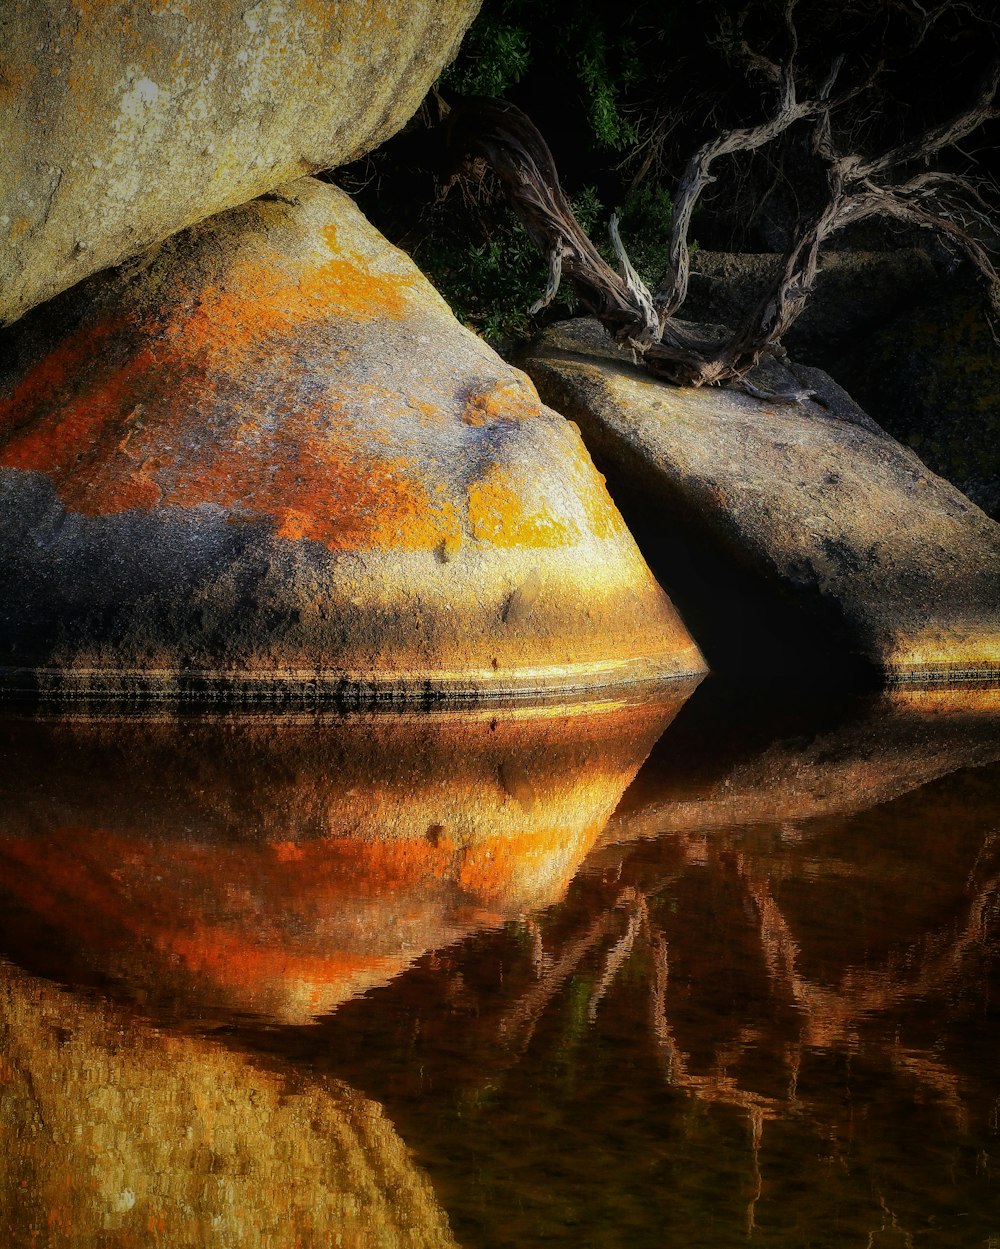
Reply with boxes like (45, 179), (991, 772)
(0, 239), (462, 548)
(574, 445), (628, 540)
(467, 464), (578, 549)
(462, 379), (541, 426)
(0, 318), (120, 438)
(164, 247), (414, 374)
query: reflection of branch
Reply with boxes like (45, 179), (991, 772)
(890, 1049), (969, 1133)
(737, 848), (1000, 1127)
(496, 908), (620, 1056)
(524, 917), (547, 980)
(587, 895), (643, 1023)
(869, 1187), (916, 1249)
(647, 922), (780, 1116)
(646, 919), (775, 1236)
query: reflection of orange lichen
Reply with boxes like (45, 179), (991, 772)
(162, 925), (402, 1003)
(0, 826), (512, 1012)
(467, 464), (577, 549)
(457, 824), (598, 904)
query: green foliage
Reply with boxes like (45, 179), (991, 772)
(442, 0), (644, 153)
(404, 173), (690, 350)
(417, 206), (545, 348)
(443, 15), (530, 96)
(617, 181), (675, 288)
(415, 186), (613, 350)
(419, 0), (700, 345)
(565, 17), (638, 151)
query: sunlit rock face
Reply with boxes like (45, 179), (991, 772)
(0, 182), (702, 698)
(523, 317), (1000, 682)
(0, 0), (480, 326)
(0, 961), (457, 1248)
(0, 693), (686, 1022)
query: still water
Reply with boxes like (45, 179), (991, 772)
(1, 680), (999, 1247)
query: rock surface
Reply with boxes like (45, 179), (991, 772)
(0, 182), (703, 699)
(0, 962), (456, 1248)
(0, 0), (480, 325)
(522, 318), (1000, 683)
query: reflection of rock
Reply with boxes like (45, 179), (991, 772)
(253, 682), (1000, 1249)
(0, 693), (686, 1022)
(0, 0), (480, 324)
(522, 317), (1000, 681)
(305, 755), (1000, 1249)
(0, 183), (702, 698)
(602, 682), (1000, 843)
(0, 960), (456, 1248)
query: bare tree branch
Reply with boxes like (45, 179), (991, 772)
(445, 5), (1000, 394)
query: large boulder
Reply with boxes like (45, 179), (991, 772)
(0, 962), (457, 1248)
(0, 0), (480, 325)
(0, 181), (703, 700)
(521, 318), (1000, 683)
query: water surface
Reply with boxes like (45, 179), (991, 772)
(1, 682), (999, 1247)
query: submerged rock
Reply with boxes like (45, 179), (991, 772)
(522, 318), (1000, 683)
(0, 184), (703, 699)
(0, 961), (457, 1248)
(0, 0), (480, 325)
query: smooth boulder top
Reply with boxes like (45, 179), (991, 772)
(0, 0), (480, 325)
(0, 181), (703, 700)
(522, 318), (1000, 684)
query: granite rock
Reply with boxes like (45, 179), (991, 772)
(522, 317), (1000, 683)
(0, 0), (480, 324)
(0, 183), (704, 699)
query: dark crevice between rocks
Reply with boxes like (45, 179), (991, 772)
(574, 445), (879, 695)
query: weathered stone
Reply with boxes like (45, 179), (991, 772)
(0, 0), (480, 325)
(0, 693), (686, 1021)
(0, 962), (456, 1248)
(835, 273), (1000, 518)
(522, 318), (1000, 682)
(0, 186), (703, 700)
